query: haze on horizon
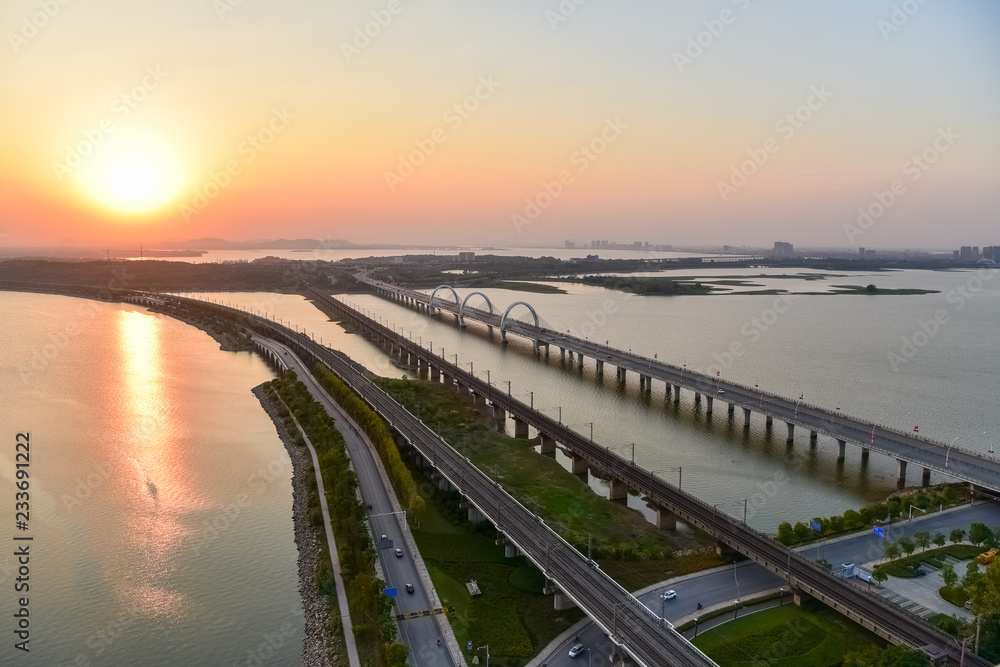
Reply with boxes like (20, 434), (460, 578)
(1, 0), (997, 250)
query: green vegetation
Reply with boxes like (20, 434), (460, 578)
(312, 364), (425, 520)
(374, 378), (714, 570)
(826, 285), (939, 295)
(776, 485), (966, 546)
(691, 600), (885, 667)
(877, 544), (985, 578)
(409, 459), (584, 666)
(570, 275), (716, 295)
(842, 645), (931, 666)
(267, 371), (406, 667)
(929, 555), (1000, 663)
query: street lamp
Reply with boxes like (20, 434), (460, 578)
(946, 437), (958, 468)
(476, 645), (489, 667)
(586, 422), (594, 441)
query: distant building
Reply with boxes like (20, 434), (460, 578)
(859, 247), (865, 256)
(983, 246), (999, 262)
(565, 241), (576, 249)
(773, 241), (794, 256)
(458, 251), (476, 262)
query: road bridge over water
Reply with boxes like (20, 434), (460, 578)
(359, 277), (1000, 494)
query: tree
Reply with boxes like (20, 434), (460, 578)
(844, 509), (862, 529)
(951, 528), (966, 545)
(829, 515), (845, 533)
(793, 522), (811, 541)
(777, 521), (795, 545)
(970, 522), (992, 546)
(900, 537), (916, 556)
(914, 530), (931, 551)
(884, 541), (901, 561)
(843, 644), (930, 667)
(963, 560), (983, 592)
(933, 532), (947, 548)
(872, 566), (889, 588)
(887, 498), (903, 518)
(865, 284), (877, 294)
(942, 564), (958, 589)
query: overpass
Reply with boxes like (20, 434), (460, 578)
(299, 283), (984, 667)
(152, 291), (720, 667)
(358, 277), (1000, 493)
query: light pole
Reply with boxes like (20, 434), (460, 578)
(558, 407), (562, 425)
(795, 393), (803, 418)
(477, 645), (489, 667)
(585, 647), (592, 667)
(946, 437), (958, 468)
(586, 422), (594, 441)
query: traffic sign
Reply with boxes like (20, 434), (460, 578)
(810, 521), (822, 532)
(873, 526), (886, 538)
(384, 587), (398, 597)
(467, 641), (473, 652)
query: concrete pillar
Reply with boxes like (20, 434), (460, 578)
(492, 404), (506, 423)
(861, 447), (869, 460)
(430, 366), (440, 381)
(438, 476), (456, 492)
(897, 459), (907, 486)
(673, 385), (681, 402)
(457, 383), (470, 397)
(608, 478), (627, 500)
(743, 408), (752, 428)
(468, 506), (487, 524)
(810, 430), (818, 444)
(474, 392), (488, 409)
(504, 543), (521, 558)
(553, 590), (577, 611)
(571, 454), (588, 475)
(694, 392), (701, 405)
(560, 347), (566, 360)
(786, 422), (795, 442)
(513, 417), (529, 439)
(728, 402), (735, 416)
(596, 360), (604, 375)
(922, 466), (931, 487)
(617, 367), (627, 383)
(655, 507), (677, 531)
(577, 353), (584, 369)
(838, 440), (847, 460)
(705, 396), (713, 413)
(442, 373), (454, 388)
(539, 435), (556, 455)
(665, 384), (672, 399)
(765, 415), (773, 429)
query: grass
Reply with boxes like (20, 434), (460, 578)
(411, 468), (584, 667)
(692, 600), (884, 667)
(377, 377), (712, 563)
(881, 544), (986, 578)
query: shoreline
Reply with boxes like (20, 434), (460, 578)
(253, 383), (339, 667)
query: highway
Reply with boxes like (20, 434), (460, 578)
(359, 277), (1000, 494)
(255, 336), (459, 667)
(298, 285), (987, 667)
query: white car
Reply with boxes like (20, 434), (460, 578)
(568, 644), (585, 659)
(717, 389), (725, 395)
(661, 589), (677, 600)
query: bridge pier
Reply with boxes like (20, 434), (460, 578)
(897, 459), (907, 487)
(655, 507), (677, 531)
(560, 347), (566, 361)
(553, 589), (577, 611)
(838, 440), (847, 460)
(457, 382), (470, 397)
(504, 543), (522, 558)
(492, 404), (506, 428)
(577, 353), (584, 369)
(786, 422), (795, 442)
(596, 360), (604, 375)
(765, 415), (772, 430)
(571, 454), (588, 475)
(922, 466), (931, 487)
(728, 402), (735, 417)
(513, 417), (529, 439)
(810, 430), (818, 445)
(861, 446), (869, 460)
(441, 372), (454, 388)
(694, 392), (701, 406)
(640, 374), (651, 393)
(743, 408), (752, 428)
(539, 434), (557, 455)
(705, 396), (713, 413)
(617, 367), (627, 383)
(468, 506), (487, 524)
(430, 366), (440, 381)
(673, 385), (681, 402)
(608, 478), (628, 501)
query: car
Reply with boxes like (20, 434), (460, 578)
(717, 389), (725, 395)
(405, 583), (414, 594)
(661, 589), (677, 600)
(568, 643), (585, 659)
(394, 548), (403, 558)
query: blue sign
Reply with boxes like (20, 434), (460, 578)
(383, 587), (398, 597)
(467, 641), (473, 652)
(810, 521), (822, 532)
(873, 526), (886, 538)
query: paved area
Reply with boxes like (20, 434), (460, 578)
(878, 556), (975, 621)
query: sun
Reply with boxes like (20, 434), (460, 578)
(77, 129), (186, 213)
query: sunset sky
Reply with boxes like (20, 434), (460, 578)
(1, 0), (997, 249)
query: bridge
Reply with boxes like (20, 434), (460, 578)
(295, 284), (983, 666)
(360, 277), (1000, 493)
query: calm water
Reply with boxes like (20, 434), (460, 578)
(193, 265), (999, 531)
(0, 292), (301, 666)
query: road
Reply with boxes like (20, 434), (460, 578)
(255, 336), (458, 667)
(537, 501), (1000, 667)
(361, 277), (1000, 493)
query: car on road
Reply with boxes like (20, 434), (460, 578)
(717, 389), (725, 395)
(394, 548), (403, 558)
(405, 583), (414, 594)
(568, 644), (585, 658)
(661, 589), (677, 600)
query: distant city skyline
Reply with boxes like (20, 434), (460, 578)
(1, 1), (997, 249)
